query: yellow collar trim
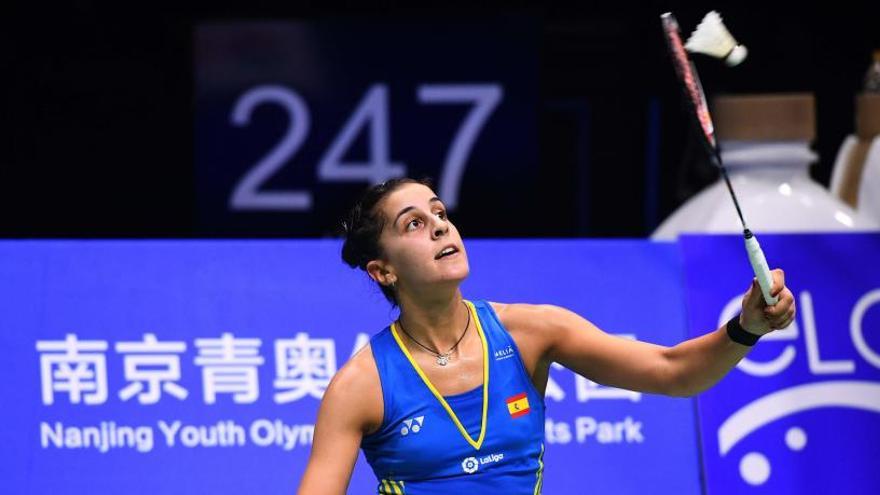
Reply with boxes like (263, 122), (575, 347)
(390, 300), (489, 451)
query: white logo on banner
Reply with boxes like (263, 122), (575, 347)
(35, 332), (373, 406)
(37, 335), (108, 405)
(34, 331), (646, 409)
(116, 334), (188, 403)
(40, 418), (316, 453)
(715, 288), (880, 486)
(194, 333), (264, 404)
(274, 333), (337, 403)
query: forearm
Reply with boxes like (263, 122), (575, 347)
(663, 322), (752, 397)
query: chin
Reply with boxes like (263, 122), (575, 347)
(437, 263), (469, 285)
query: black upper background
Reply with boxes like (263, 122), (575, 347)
(3, 1), (879, 238)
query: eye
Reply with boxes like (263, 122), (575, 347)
(435, 210), (447, 220)
(406, 218), (423, 231)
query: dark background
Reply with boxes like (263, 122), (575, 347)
(3, 1), (879, 238)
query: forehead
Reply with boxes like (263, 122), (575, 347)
(381, 183), (439, 213)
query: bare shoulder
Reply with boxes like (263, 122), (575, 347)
(487, 302), (576, 361)
(487, 301), (605, 355)
(320, 342), (384, 434)
(489, 301), (574, 333)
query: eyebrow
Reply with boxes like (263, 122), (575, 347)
(393, 197), (443, 228)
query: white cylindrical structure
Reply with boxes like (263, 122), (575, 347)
(652, 141), (879, 239)
(652, 93), (880, 240)
(831, 93), (880, 225)
(858, 136), (880, 224)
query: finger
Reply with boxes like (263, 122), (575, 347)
(764, 291), (792, 317)
(766, 288), (795, 316)
(766, 301), (787, 321)
(773, 312), (796, 330)
(765, 306), (784, 320)
(770, 314), (788, 330)
(771, 307), (796, 328)
(771, 268), (786, 297)
(744, 278), (763, 309)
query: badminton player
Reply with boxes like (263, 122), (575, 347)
(296, 178), (795, 494)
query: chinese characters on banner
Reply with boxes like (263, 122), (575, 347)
(37, 333), (339, 406)
(36, 333), (640, 406)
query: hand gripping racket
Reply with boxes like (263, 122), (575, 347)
(661, 12), (778, 305)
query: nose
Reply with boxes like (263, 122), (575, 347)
(431, 216), (449, 240)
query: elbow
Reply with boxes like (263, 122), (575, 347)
(664, 380), (700, 398)
(667, 386), (699, 398)
(667, 376), (709, 398)
(662, 362), (699, 398)
(663, 381), (691, 398)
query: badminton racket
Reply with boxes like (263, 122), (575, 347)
(660, 12), (778, 306)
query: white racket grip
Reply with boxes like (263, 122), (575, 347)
(744, 233), (779, 306)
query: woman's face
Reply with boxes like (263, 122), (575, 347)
(372, 183), (469, 294)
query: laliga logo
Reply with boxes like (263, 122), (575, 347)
(716, 289), (880, 486)
(461, 453), (504, 474)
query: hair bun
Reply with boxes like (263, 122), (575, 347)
(338, 177), (433, 305)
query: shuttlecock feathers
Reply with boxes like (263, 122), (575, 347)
(685, 11), (748, 66)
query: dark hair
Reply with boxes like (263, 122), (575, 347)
(341, 177), (433, 305)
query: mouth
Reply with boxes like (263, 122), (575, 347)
(434, 245), (460, 260)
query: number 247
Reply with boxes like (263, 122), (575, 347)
(229, 83), (503, 211)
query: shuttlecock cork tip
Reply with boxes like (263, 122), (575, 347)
(726, 45), (748, 66)
(685, 10), (748, 66)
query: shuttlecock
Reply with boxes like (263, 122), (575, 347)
(685, 11), (747, 66)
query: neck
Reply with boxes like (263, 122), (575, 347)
(397, 289), (468, 352)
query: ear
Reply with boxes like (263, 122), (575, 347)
(366, 259), (396, 287)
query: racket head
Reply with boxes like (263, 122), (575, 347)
(660, 13), (718, 153)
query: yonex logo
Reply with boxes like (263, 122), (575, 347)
(400, 416), (424, 436)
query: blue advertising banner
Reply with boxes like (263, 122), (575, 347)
(0, 240), (700, 494)
(680, 234), (880, 495)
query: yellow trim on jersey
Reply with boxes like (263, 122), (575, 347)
(390, 300), (489, 451)
(533, 443), (545, 495)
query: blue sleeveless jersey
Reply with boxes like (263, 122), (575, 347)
(361, 300), (545, 494)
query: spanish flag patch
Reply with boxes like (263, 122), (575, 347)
(506, 393), (530, 418)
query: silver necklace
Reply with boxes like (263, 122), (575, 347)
(397, 303), (470, 366)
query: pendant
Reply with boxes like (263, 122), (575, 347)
(436, 354), (449, 366)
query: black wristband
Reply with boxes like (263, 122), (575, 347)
(727, 314), (761, 346)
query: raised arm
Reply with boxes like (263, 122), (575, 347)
(498, 269), (794, 397)
(297, 346), (383, 495)
(663, 269), (795, 396)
